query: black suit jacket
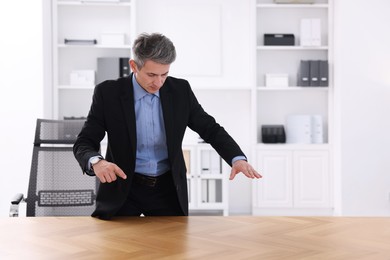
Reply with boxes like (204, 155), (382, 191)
(73, 74), (246, 219)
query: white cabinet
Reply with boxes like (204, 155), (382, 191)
(49, 0), (136, 119)
(183, 144), (229, 216)
(293, 150), (330, 208)
(254, 150), (293, 208)
(253, 147), (332, 215)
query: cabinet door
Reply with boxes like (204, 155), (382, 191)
(293, 150), (330, 208)
(255, 151), (293, 208)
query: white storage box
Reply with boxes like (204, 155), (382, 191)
(265, 74), (289, 87)
(101, 33), (125, 46)
(70, 70), (95, 86)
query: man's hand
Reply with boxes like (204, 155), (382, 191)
(92, 160), (127, 183)
(230, 160), (262, 180)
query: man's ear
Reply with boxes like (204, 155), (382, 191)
(129, 59), (137, 73)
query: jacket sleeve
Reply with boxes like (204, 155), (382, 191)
(73, 84), (107, 174)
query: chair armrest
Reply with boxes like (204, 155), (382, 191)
(11, 193), (24, 205)
(10, 193), (25, 217)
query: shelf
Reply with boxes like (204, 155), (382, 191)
(58, 85), (95, 90)
(198, 174), (224, 179)
(256, 143), (330, 150)
(257, 46), (328, 51)
(58, 1), (131, 7)
(58, 44), (131, 49)
(257, 86), (329, 91)
(192, 86), (252, 91)
(256, 4), (328, 9)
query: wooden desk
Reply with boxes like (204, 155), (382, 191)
(1, 216), (390, 259)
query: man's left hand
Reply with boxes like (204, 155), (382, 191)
(230, 160), (262, 180)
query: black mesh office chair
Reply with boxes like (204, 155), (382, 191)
(10, 119), (98, 217)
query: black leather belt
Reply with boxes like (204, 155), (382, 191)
(133, 173), (166, 187)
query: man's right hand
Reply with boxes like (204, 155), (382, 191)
(92, 160), (127, 183)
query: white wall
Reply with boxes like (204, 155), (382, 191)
(0, 2), (43, 216)
(334, 0), (390, 215)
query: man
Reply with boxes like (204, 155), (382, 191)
(74, 33), (261, 219)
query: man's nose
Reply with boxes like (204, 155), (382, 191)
(153, 76), (164, 87)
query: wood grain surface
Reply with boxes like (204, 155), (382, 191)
(1, 216), (390, 259)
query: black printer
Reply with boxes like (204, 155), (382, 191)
(261, 125), (286, 143)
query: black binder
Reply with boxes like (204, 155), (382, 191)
(309, 60), (320, 86)
(298, 60), (310, 87)
(319, 60), (328, 86)
(120, 58), (130, 77)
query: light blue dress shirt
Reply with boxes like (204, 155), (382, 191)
(132, 75), (170, 176)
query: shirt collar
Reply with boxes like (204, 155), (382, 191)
(132, 74), (160, 102)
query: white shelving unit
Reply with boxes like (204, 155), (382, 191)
(50, 0), (136, 119)
(183, 144), (229, 216)
(44, 0), (335, 216)
(252, 0), (334, 215)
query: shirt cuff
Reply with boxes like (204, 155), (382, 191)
(231, 155), (247, 165)
(88, 155), (103, 171)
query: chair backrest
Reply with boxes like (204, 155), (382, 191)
(26, 119), (98, 216)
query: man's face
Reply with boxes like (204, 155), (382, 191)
(130, 59), (170, 94)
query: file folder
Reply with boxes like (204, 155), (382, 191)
(120, 58), (130, 77)
(300, 19), (321, 46)
(311, 115), (324, 143)
(319, 60), (329, 86)
(298, 60), (310, 87)
(285, 115), (312, 144)
(309, 60), (320, 86)
(311, 19), (321, 46)
(96, 57), (130, 85)
(300, 19), (312, 47)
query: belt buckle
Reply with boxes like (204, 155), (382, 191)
(147, 176), (157, 187)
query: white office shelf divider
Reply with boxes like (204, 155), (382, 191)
(256, 3), (328, 9)
(58, 44), (132, 49)
(57, 1), (131, 7)
(58, 85), (95, 90)
(257, 46), (328, 50)
(256, 86), (329, 90)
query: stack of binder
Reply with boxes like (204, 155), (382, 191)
(285, 114), (324, 144)
(300, 18), (321, 47)
(297, 60), (328, 87)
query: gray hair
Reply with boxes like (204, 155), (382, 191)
(132, 33), (176, 69)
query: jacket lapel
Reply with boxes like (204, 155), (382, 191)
(120, 75), (137, 158)
(160, 84), (174, 160)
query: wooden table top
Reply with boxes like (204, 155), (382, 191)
(1, 216), (390, 259)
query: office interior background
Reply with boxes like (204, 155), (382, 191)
(0, 0), (389, 217)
